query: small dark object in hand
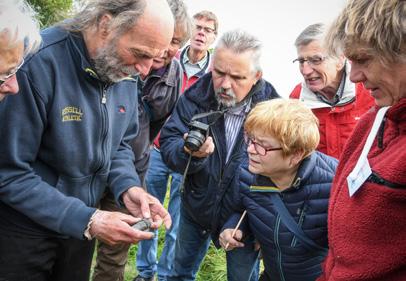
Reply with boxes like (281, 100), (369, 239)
(132, 219), (152, 231)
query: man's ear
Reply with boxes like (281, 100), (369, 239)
(254, 70), (262, 85)
(98, 14), (113, 39)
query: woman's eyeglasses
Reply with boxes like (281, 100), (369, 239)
(244, 133), (282, 156)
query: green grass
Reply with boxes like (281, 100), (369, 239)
(91, 177), (228, 281)
(90, 223), (227, 281)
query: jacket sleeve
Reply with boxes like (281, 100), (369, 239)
(0, 70), (95, 239)
(108, 103), (141, 203)
(221, 168), (246, 231)
(159, 94), (208, 174)
(147, 63), (182, 141)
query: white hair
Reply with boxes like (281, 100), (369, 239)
(0, 0), (41, 55)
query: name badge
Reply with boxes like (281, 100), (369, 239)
(347, 159), (372, 197)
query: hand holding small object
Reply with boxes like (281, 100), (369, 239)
(225, 210), (247, 250)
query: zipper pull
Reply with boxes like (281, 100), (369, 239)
(102, 89), (107, 104)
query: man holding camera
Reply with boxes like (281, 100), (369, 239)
(160, 29), (280, 281)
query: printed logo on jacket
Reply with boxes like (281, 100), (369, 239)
(62, 106), (83, 122)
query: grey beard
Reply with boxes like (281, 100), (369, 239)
(93, 45), (138, 83)
(215, 88), (237, 108)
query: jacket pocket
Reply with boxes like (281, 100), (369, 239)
(55, 173), (108, 207)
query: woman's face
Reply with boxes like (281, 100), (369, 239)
(246, 132), (293, 178)
(346, 46), (406, 107)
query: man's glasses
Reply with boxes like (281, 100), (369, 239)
(244, 133), (282, 156)
(195, 24), (216, 34)
(292, 55), (326, 66)
(0, 58), (24, 87)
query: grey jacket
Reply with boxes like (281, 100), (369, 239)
(131, 59), (182, 185)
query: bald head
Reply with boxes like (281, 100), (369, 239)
(82, 0), (175, 82)
(136, 0), (174, 52)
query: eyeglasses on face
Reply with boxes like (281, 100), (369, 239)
(292, 55), (326, 66)
(195, 24), (215, 34)
(244, 133), (282, 156)
(0, 58), (25, 87)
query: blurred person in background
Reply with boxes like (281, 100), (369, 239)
(290, 23), (374, 159)
(316, 0), (406, 280)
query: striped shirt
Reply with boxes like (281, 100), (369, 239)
(224, 99), (252, 162)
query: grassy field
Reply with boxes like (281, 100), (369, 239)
(90, 226), (228, 281)
(90, 178), (228, 281)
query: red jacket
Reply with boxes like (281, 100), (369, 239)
(290, 83), (374, 159)
(318, 99), (406, 281)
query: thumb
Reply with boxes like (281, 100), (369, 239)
(233, 230), (243, 241)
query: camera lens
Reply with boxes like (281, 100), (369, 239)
(185, 130), (206, 152)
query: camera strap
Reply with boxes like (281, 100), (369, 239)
(190, 109), (228, 126)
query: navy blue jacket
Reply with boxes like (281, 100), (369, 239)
(160, 72), (280, 244)
(0, 27), (140, 239)
(224, 152), (338, 281)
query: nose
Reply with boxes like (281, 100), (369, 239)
(135, 58), (154, 77)
(0, 75), (19, 95)
(246, 141), (257, 154)
(300, 62), (313, 76)
(220, 75), (232, 89)
(349, 62), (365, 83)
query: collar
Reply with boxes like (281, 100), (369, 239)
(182, 46), (209, 69)
(146, 59), (179, 87)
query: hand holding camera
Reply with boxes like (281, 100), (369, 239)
(183, 133), (214, 158)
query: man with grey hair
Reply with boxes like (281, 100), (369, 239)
(160, 29), (280, 281)
(0, 0), (41, 101)
(0, 0), (174, 280)
(290, 23), (374, 159)
(92, 1), (192, 280)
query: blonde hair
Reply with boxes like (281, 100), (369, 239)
(325, 0), (405, 64)
(244, 99), (319, 159)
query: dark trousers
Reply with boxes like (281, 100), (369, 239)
(0, 233), (95, 281)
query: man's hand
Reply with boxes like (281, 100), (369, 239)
(183, 133), (215, 158)
(89, 210), (153, 245)
(219, 228), (245, 251)
(122, 186), (172, 230)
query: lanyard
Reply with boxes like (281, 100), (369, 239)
(347, 106), (390, 197)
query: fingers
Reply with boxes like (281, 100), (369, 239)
(149, 202), (172, 230)
(189, 136), (215, 158)
(123, 187), (172, 231)
(219, 229), (245, 251)
(89, 210), (154, 245)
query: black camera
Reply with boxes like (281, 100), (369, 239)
(184, 120), (210, 152)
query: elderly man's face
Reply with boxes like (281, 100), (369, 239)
(296, 40), (344, 94)
(212, 47), (261, 108)
(93, 8), (173, 83)
(152, 22), (189, 70)
(346, 45), (406, 107)
(0, 34), (24, 101)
